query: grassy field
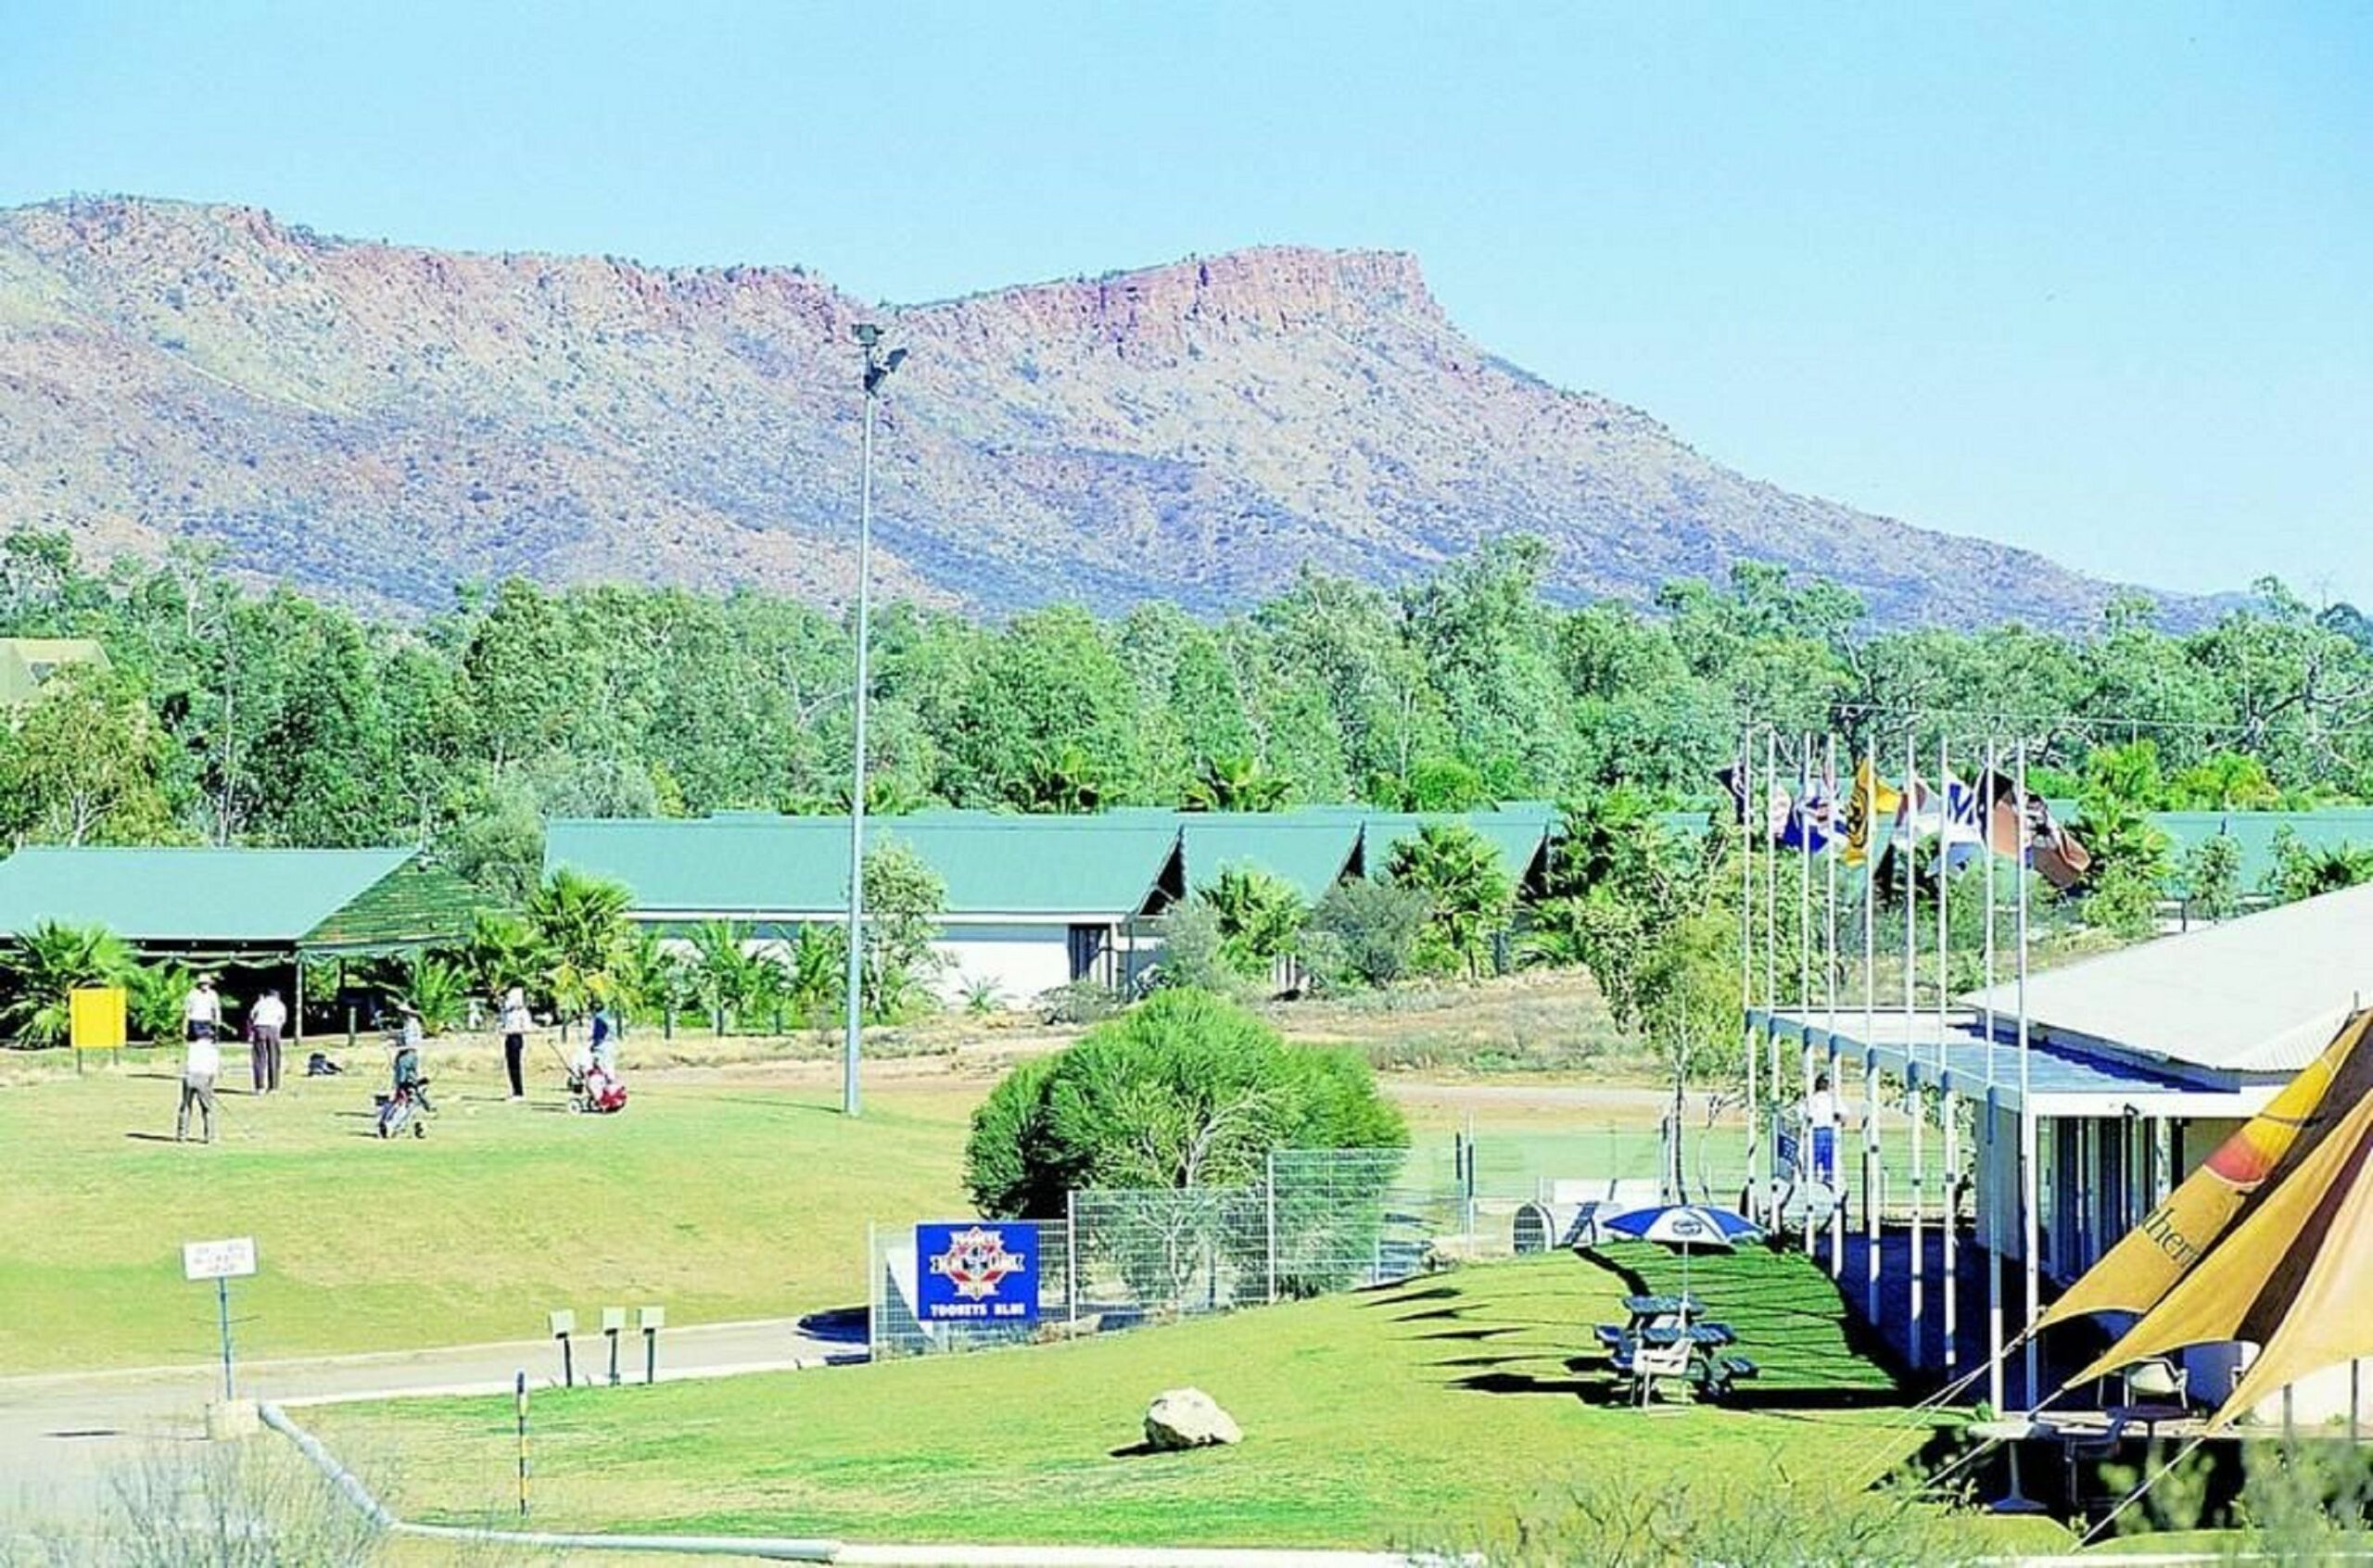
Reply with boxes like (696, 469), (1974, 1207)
(0, 1056), (978, 1372)
(309, 1251), (2066, 1554)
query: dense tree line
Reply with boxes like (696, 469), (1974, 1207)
(3, 528), (2371, 895)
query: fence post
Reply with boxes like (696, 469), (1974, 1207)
(1264, 1152), (1278, 1305)
(1064, 1195), (1079, 1333)
(865, 1222), (878, 1360)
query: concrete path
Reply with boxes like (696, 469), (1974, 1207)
(0, 1316), (851, 1522)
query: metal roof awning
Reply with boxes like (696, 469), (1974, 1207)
(1751, 1006), (2272, 1119)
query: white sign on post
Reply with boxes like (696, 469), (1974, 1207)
(183, 1237), (258, 1282)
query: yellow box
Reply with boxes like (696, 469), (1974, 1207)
(70, 986), (127, 1050)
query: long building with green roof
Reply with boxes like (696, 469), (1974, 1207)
(546, 804), (1561, 1005)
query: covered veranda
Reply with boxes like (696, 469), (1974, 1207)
(1747, 1004), (2273, 1411)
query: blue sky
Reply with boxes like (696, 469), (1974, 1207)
(5, 3), (2368, 605)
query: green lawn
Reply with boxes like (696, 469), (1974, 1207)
(0, 1058), (976, 1372)
(309, 1252), (2067, 1554)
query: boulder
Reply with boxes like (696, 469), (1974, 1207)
(1144, 1387), (1242, 1450)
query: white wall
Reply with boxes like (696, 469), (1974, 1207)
(930, 923), (1079, 1009)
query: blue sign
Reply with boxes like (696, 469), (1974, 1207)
(915, 1221), (1038, 1324)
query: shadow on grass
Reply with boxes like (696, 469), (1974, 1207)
(1361, 1283), (1458, 1308)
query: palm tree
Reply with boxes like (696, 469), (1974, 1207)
(1183, 753), (1292, 813)
(395, 953), (468, 1034)
(1, 920), (133, 1046)
(463, 910), (542, 1007)
(1384, 823), (1514, 981)
(1198, 866), (1307, 978)
(689, 919), (766, 1032)
(524, 868), (633, 1019)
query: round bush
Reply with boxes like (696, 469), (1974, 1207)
(964, 989), (1406, 1218)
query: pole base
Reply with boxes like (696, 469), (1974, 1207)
(206, 1399), (261, 1441)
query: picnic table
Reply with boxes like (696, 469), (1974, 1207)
(1598, 1317), (1757, 1402)
(1620, 1294), (1701, 1322)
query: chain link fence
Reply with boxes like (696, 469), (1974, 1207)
(869, 1146), (1471, 1359)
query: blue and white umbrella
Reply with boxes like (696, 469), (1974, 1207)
(1602, 1205), (1764, 1296)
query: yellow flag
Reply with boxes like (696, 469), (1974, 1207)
(2048, 1009), (2370, 1335)
(1841, 758), (1901, 867)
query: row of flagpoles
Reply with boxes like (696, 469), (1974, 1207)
(1725, 725), (2096, 1411)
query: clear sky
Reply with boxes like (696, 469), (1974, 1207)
(5, 3), (2368, 605)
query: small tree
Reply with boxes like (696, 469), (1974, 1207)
(462, 910), (541, 1006)
(2267, 827), (2373, 905)
(1301, 878), (1429, 989)
(1385, 822), (1514, 980)
(0, 920), (133, 1046)
(392, 953), (467, 1034)
(860, 840), (945, 1018)
(690, 919), (767, 1031)
(1199, 866), (1306, 979)
(1182, 754), (1291, 812)
(1150, 899), (1236, 993)
(524, 867), (633, 1018)
(2181, 832), (2244, 922)
(128, 958), (195, 1043)
(964, 989), (1406, 1216)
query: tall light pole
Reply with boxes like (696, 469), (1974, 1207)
(844, 323), (906, 1118)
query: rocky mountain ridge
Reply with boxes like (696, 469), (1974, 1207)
(0, 196), (2192, 626)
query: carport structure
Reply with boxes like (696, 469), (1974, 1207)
(0, 847), (482, 1042)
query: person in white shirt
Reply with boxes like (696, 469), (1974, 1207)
(177, 1016), (221, 1143)
(1802, 1073), (1841, 1185)
(247, 988), (288, 1094)
(184, 975), (222, 1043)
(499, 986), (531, 1100)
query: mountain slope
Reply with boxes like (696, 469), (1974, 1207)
(0, 196), (2176, 625)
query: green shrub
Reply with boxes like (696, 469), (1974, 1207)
(1303, 878), (1430, 989)
(963, 988), (1406, 1218)
(0, 919), (133, 1046)
(1149, 900), (1237, 994)
(127, 958), (195, 1043)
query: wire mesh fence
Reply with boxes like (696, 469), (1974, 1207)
(869, 1145), (1471, 1359)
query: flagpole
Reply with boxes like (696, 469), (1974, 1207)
(2018, 738), (2040, 1412)
(1862, 729), (1880, 1330)
(1798, 731), (1815, 1252)
(1985, 731), (2004, 1415)
(1905, 725), (1924, 1370)
(1763, 727), (1779, 1223)
(1826, 731), (1844, 1278)
(1741, 725), (1758, 1218)
(1939, 730), (1957, 1372)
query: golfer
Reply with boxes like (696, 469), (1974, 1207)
(499, 985), (530, 1100)
(184, 974), (222, 1043)
(248, 987), (287, 1094)
(176, 1012), (221, 1143)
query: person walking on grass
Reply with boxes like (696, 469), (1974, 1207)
(248, 987), (287, 1094)
(500, 985), (530, 1099)
(177, 1006), (221, 1143)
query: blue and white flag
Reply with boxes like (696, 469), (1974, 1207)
(1778, 779), (1836, 854)
(1936, 775), (1988, 875)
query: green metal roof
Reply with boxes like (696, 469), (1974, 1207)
(546, 816), (1186, 919)
(2156, 810), (2373, 895)
(1177, 816), (1364, 901)
(0, 847), (463, 948)
(1360, 809), (1555, 884)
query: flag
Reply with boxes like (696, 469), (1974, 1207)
(1715, 763), (1790, 843)
(1935, 775), (1987, 876)
(1893, 772), (1942, 842)
(1778, 779), (1836, 854)
(1980, 770), (2093, 890)
(1841, 759), (1900, 867)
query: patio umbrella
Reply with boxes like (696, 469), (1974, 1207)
(1602, 1204), (1763, 1299)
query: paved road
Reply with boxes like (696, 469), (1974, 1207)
(0, 1317), (850, 1523)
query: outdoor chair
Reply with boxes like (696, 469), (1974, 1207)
(1627, 1337), (1694, 1406)
(2122, 1357), (2188, 1405)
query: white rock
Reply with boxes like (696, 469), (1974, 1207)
(1144, 1386), (1242, 1450)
